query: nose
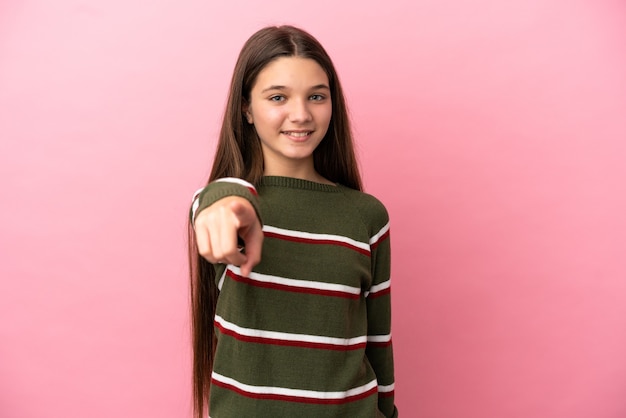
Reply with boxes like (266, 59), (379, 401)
(288, 98), (312, 123)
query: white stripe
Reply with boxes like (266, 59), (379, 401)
(378, 383), (395, 393)
(191, 198), (200, 224)
(212, 372), (378, 400)
(215, 315), (368, 347)
(191, 187), (204, 202)
(214, 177), (257, 191)
(191, 187), (204, 224)
(263, 225), (370, 252)
(369, 222), (390, 245)
(366, 333), (392, 343)
(366, 279), (391, 297)
(217, 268), (227, 291)
(229, 266), (361, 296)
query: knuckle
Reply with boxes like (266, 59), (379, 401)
(197, 245), (211, 256)
(212, 249), (224, 260)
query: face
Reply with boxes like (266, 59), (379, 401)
(244, 56), (332, 178)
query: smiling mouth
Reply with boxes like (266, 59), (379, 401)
(282, 131), (313, 137)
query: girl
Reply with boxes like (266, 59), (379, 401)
(189, 25), (398, 418)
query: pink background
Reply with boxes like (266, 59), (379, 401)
(2, 0), (626, 417)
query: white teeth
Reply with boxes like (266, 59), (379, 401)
(284, 131), (311, 137)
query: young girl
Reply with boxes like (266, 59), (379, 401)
(189, 25), (398, 418)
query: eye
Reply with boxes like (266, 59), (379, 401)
(309, 94), (326, 101)
(269, 95), (285, 102)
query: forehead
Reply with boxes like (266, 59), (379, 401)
(253, 56), (329, 90)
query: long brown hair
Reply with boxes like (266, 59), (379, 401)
(189, 25), (362, 418)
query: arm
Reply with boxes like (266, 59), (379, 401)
(366, 220), (399, 418)
(190, 178), (264, 277)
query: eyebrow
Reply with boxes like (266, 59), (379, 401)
(261, 84), (330, 93)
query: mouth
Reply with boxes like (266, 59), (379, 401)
(282, 130), (314, 138)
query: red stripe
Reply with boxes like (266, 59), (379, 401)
(227, 270), (360, 299)
(379, 390), (395, 398)
(211, 379), (378, 404)
(367, 339), (393, 348)
(247, 186), (258, 196)
(264, 231), (371, 256)
(215, 322), (367, 351)
(367, 287), (391, 299)
(370, 230), (390, 250)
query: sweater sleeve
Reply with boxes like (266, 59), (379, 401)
(366, 212), (399, 418)
(189, 177), (262, 225)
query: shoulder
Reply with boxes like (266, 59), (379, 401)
(337, 186), (389, 233)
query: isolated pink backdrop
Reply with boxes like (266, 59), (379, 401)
(1, 0), (626, 417)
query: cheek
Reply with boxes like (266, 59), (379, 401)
(253, 105), (285, 128)
(317, 105), (332, 128)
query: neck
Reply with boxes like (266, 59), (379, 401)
(263, 159), (333, 185)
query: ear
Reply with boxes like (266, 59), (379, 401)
(242, 100), (253, 124)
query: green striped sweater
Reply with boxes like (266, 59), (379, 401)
(192, 176), (398, 418)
